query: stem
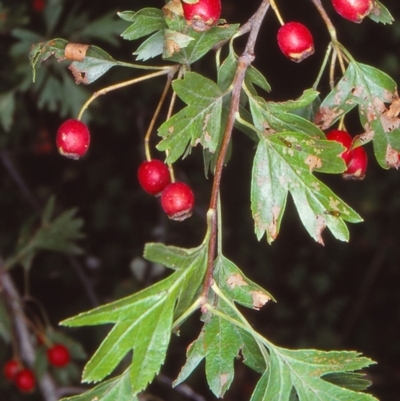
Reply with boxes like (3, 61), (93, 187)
(309, 0), (337, 41)
(77, 67), (179, 121)
(312, 43), (333, 90)
(269, 0), (284, 25)
(144, 70), (177, 161)
(201, 0), (271, 303)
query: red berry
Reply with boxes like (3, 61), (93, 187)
(47, 344), (70, 368)
(331, 0), (374, 23)
(343, 146), (368, 180)
(56, 119), (90, 159)
(33, 0), (45, 12)
(161, 182), (195, 221)
(326, 129), (353, 164)
(277, 22), (314, 62)
(3, 359), (20, 381)
(182, 0), (221, 32)
(15, 369), (35, 393)
(138, 160), (171, 196)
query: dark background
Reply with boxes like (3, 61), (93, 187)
(1, 0), (400, 400)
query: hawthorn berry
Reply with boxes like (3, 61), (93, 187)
(33, 0), (45, 12)
(182, 0), (221, 32)
(47, 343), (70, 368)
(326, 129), (353, 164)
(343, 146), (368, 180)
(15, 368), (35, 393)
(161, 182), (195, 221)
(277, 22), (314, 62)
(3, 359), (20, 381)
(56, 119), (90, 160)
(331, 0), (374, 23)
(138, 160), (171, 196)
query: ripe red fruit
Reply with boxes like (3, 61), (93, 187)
(15, 369), (35, 393)
(33, 0), (45, 12)
(343, 146), (368, 180)
(47, 344), (70, 368)
(161, 182), (195, 221)
(182, 0), (221, 32)
(326, 129), (353, 164)
(138, 160), (171, 196)
(331, 0), (374, 23)
(277, 22), (314, 62)
(3, 359), (20, 381)
(56, 119), (90, 159)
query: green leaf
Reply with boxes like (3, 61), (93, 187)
(368, 0), (394, 24)
(164, 24), (239, 65)
(316, 62), (400, 169)
(323, 372), (372, 392)
(158, 72), (227, 163)
(61, 242), (208, 395)
(68, 46), (119, 84)
(163, 29), (194, 59)
(214, 255), (275, 309)
(5, 197), (84, 270)
(249, 114), (362, 244)
(252, 90), (323, 137)
(133, 30), (165, 61)
(61, 369), (137, 401)
(175, 298), (266, 397)
(251, 346), (377, 401)
(119, 9), (166, 41)
(29, 38), (68, 82)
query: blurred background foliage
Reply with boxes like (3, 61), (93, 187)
(0, 0), (400, 400)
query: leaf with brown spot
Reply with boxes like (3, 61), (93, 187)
(214, 255), (275, 309)
(304, 154), (322, 172)
(226, 273), (247, 289)
(250, 291), (271, 310)
(68, 46), (119, 85)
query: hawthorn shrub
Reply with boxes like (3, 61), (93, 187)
(1, 0), (400, 401)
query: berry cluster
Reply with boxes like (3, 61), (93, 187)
(3, 343), (70, 394)
(326, 129), (368, 180)
(138, 160), (195, 221)
(3, 360), (35, 394)
(55, 120), (195, 220)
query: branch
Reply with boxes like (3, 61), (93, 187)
(0, 260), (59, 401)
(201, 0), (271, 303)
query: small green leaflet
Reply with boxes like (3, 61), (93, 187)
(68, 46), (119, 84)
(368, 0), (394, 24)
(316, 62), (400, 169)
(61, 370), (137, 401)
(163, 24), (240, 65)
(5, 196), (84, 270)
(251, 347), (377, 401)
(158, 72), (227, 163)
(61, 242), (208, 396)
(118, 8), (166, 41)
(29, 38), (68, 82)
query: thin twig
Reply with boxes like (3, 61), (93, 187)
(201, 0), (271, 304)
